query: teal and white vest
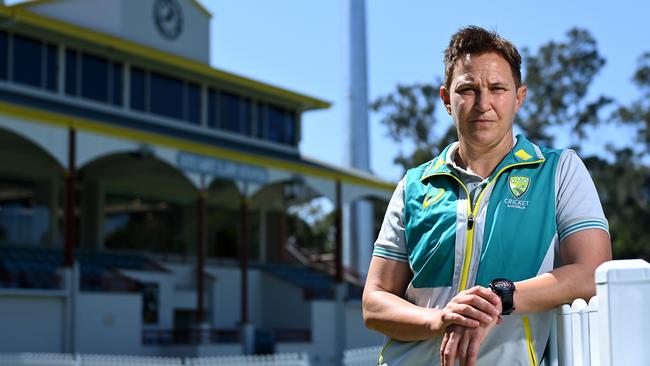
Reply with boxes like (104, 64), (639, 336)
(373, 135), (609, 366)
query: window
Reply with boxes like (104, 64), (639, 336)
(130, 67), (146, 111)
(65, 49), (78, 95)
(150, 72), (183, 120)
(241, 98), (251, 136)
(220, 92), (241, 133)
(45, 44), (57, 92)
(255, 102), (267, 139)
(207, 88), (218, 128)
(12, 34), (42, 88)
(64, 49), (122, 105)
(186, 82), (200, 125)
(110, 62), (123, 106)
(268, 105), (285, 143)
(81, 53), (109, 102)
(0, 31), (6, 80)
(286, 111), (296, 145)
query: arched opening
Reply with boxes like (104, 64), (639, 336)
(0, 128), (64, 248)
(250, 178), (333, 266)
(205, 179), (242, 260)
(80, 152), (197, 257)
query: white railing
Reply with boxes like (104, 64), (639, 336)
(0, 352), (76, 366)
(0, 352), (310, 366)
(553, 297), (600, 366)
(342, 345), (382, 366)
(188, 353), (310, 366)
(79, 354), (183, 366)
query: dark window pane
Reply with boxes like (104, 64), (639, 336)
(286, 112), (296, 145)
(81, 53), (109, 102)
(220, 92), (240, 133)
(0, 31), (7, 80)
(207, 88), (217, 128)
(12, 34), (42, 88)
(130, 67), (145, 111)
(187, 82), (200, 124)
(65, 49), (77, 95)
(268, 105), (285, 143)
(150, 72), (183, 120)
(111, 62), (123, 106)
(256, 102), (267, 139)
(241, 98), (251, 136)
(45, 44), (57, 92)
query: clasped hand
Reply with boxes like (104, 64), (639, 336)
(437, 286), (502, 366)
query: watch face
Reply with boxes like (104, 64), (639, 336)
(153, 0), (184, 40)
(493, 279), (514, 293)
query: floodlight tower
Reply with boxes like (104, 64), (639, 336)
(344, 0), (373, 279)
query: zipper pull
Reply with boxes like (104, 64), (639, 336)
(467, 214), (474, 230)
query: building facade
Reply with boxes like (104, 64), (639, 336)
(0, 0), (390, 364)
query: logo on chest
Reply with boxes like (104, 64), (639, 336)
(504, 176), (531, 209)
(423, 188), (445, 209)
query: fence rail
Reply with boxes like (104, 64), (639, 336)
(0, 352), (310, 366)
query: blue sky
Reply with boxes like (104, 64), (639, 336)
(205, 0), (648, 182)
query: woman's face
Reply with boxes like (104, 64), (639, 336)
(441, 52), (527, 151)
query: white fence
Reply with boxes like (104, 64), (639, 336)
(341, 346), (382, 366)
(3, 260), (649, 366)
(341, 260), (650, 366)
(0, 353), (310, 366)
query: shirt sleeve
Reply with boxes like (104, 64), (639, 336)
(373, 177), (409, 262)
(555, 150), (609, 242)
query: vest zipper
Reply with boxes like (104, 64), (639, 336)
(423, 158), (544, 293)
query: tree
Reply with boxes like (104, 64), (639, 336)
(519, 28), (612, 148)
(593, 52), (650, 260)
(583, 149), (650, 260)
(615, 52), (650, 153)
(371, 83), (456, 172)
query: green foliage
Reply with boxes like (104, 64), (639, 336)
(584, 150), (650, 260)
(519, 28), (612, 147)
(615, 52), (650, 152)
(371, 82), (456, 171)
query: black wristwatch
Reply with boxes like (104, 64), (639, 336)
(489, 278), (516, 315)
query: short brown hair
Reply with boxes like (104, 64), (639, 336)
(443, 26), (522, 89)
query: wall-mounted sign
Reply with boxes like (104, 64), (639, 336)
(153, 0), (183, 40)
(177, 152), (269, 184)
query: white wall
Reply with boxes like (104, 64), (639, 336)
(210, 267), (241, 328)
(75, 292), (141, 355)
(0, 290), (65, 353)
(260, 273), (310, 330)
(25, 0), (210, 63)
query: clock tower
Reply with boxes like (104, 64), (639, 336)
(17, 0), (211, 63)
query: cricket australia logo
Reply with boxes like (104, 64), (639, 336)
(504, 176), (531, 210)
(509, 176), (530, 198)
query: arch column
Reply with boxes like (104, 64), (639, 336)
(64, 128), (76, 267)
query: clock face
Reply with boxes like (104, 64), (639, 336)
(153, 0), (183, 40)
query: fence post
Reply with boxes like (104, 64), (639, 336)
(595, 259), (650, 366)
(556, 304), (573, 366)
(587, 297), (599, 366)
